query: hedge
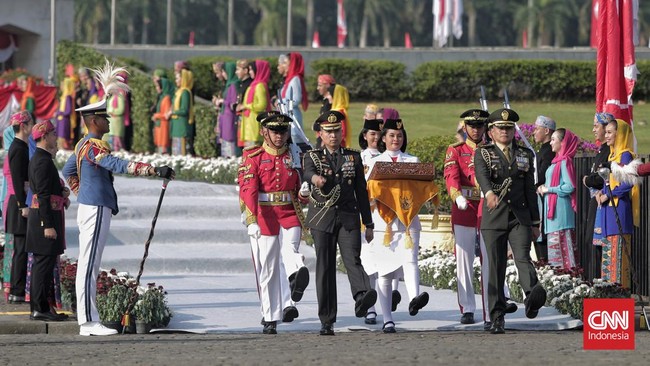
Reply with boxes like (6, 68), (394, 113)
(407, 135), (456, 212)
(308, 59), (410, 101)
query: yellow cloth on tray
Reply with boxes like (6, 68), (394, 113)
(367, 179), (439, 249)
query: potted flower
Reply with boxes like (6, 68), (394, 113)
(132, 283), (173, 333)
(97, 279), (137, 333)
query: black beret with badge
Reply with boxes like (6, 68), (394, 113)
(487, 108), (519, 129)
(381, 118), (404, 131)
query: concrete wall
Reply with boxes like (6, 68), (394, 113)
(0, 0), (74, 82)
(93, 44), (650, 74)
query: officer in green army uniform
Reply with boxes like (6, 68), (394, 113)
(474, 108), (547, 334)
(303, 110), (377, 336)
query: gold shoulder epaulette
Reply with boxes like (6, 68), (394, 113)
(450, 141), (464, 148)
(243, 145), (261, 151)
(247, 147), (264, 158)
(343, 147), (360, 153)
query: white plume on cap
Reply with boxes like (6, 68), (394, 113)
(91, 58), (130, 97)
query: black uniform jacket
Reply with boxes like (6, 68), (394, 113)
(26, 148), (65, 256)
(474, 142), (540, 230)
(303, 147), (372, 233)
(6, 138), (29, 235)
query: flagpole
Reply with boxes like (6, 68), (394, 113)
(287, 0), (292, 47)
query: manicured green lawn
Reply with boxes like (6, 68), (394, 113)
(303, 102), (650, 154)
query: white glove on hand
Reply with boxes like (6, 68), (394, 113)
(455, 195), (468, 210)
(247, 223), (261, 239)
(299, 181), (311, 197)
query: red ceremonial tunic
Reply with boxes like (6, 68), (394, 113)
(443, 139), (482, 227)
(238, 143), (304, 236)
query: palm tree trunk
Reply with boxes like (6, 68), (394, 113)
(305, 0), (314, 46)
(466, 0), (477, 46)
(360, 12), (368, 48)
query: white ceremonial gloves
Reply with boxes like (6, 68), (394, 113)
(299, 181), (311, 197)
(455, 195), (468, 211)
(247, 223), (261, 239)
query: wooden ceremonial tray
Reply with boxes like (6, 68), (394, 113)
(368, 162), (435, 181)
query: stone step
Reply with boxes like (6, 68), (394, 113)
(63, 218), (248, 247)
(65, 195), (242, 220)
(65, 242), (317, 274)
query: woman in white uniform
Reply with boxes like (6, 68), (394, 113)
(366, 119), (429, 333)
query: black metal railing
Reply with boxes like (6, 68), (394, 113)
(575, 154), (649, 297)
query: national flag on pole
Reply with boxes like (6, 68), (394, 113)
(451, 0), (463, 40)
(337, 0), (347, 48)
(433, 0), (450, 48)
(405, 32), (413, 49)
(522, 29), (528, 48)
(595, 0), (639, 128)
(590, 0), (600, 48)
(312, 31), (320, 48)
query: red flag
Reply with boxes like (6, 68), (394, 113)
(337, 0), (347, 48)
(188, 31), (195, 47)
(596, 0), (638, 126)
(522, 29), (528, 48)
(404, 32), (413, 49)
(590, 0), (600, 48)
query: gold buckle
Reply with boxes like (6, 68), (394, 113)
(271, 193), (282, 202)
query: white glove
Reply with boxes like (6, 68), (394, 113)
(299, 181), (311, 197)
(455, 195), (468, 210)
(247, 223), (261, 239)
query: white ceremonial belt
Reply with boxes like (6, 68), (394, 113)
(259, 192), (293, 203)
(461, 187), (481, 201)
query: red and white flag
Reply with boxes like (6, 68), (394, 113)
(337, 0), (347, 48)
(595, 0), (639, 129)
(433, 0), (462, 48)
(451, 0), (463, 40)
(312, 31), (320, 48)
(433, 0), (449, 48)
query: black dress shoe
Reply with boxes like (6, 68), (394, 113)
(382, 321), (396, 334)
(483, 321), (492, 331)
(282, 306), (299, 323)
(524, 284), (547, 319)
(408, 292), (429, 316)
(364, 311), (377, 325)
(391, 290), (402, 312)
(50, 309), (69, 320)
(354, 289), (377, 318)
(8, 294), (26, 304)
(460, 312), (475, 324)
(290, 267), (310, 302)
(320, 323), (335, 336)
(31, 311), (64, 322)
(505, 302), (518, 314)
(263, 321), (277, 334)
(490, 316), (505, 334)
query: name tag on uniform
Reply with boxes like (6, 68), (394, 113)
(516, 156), (529, 171)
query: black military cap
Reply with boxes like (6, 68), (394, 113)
(363, 119), (383, 131)
(487, 108), (519, 128)
(459, 109), (489, 126)
(256, 110), (281, 123)
(315, 110), (345, 131)
(259, 111), (292, 132)
(381, 118), (405, 131)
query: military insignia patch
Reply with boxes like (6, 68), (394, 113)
(501, 110), (509, 121)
